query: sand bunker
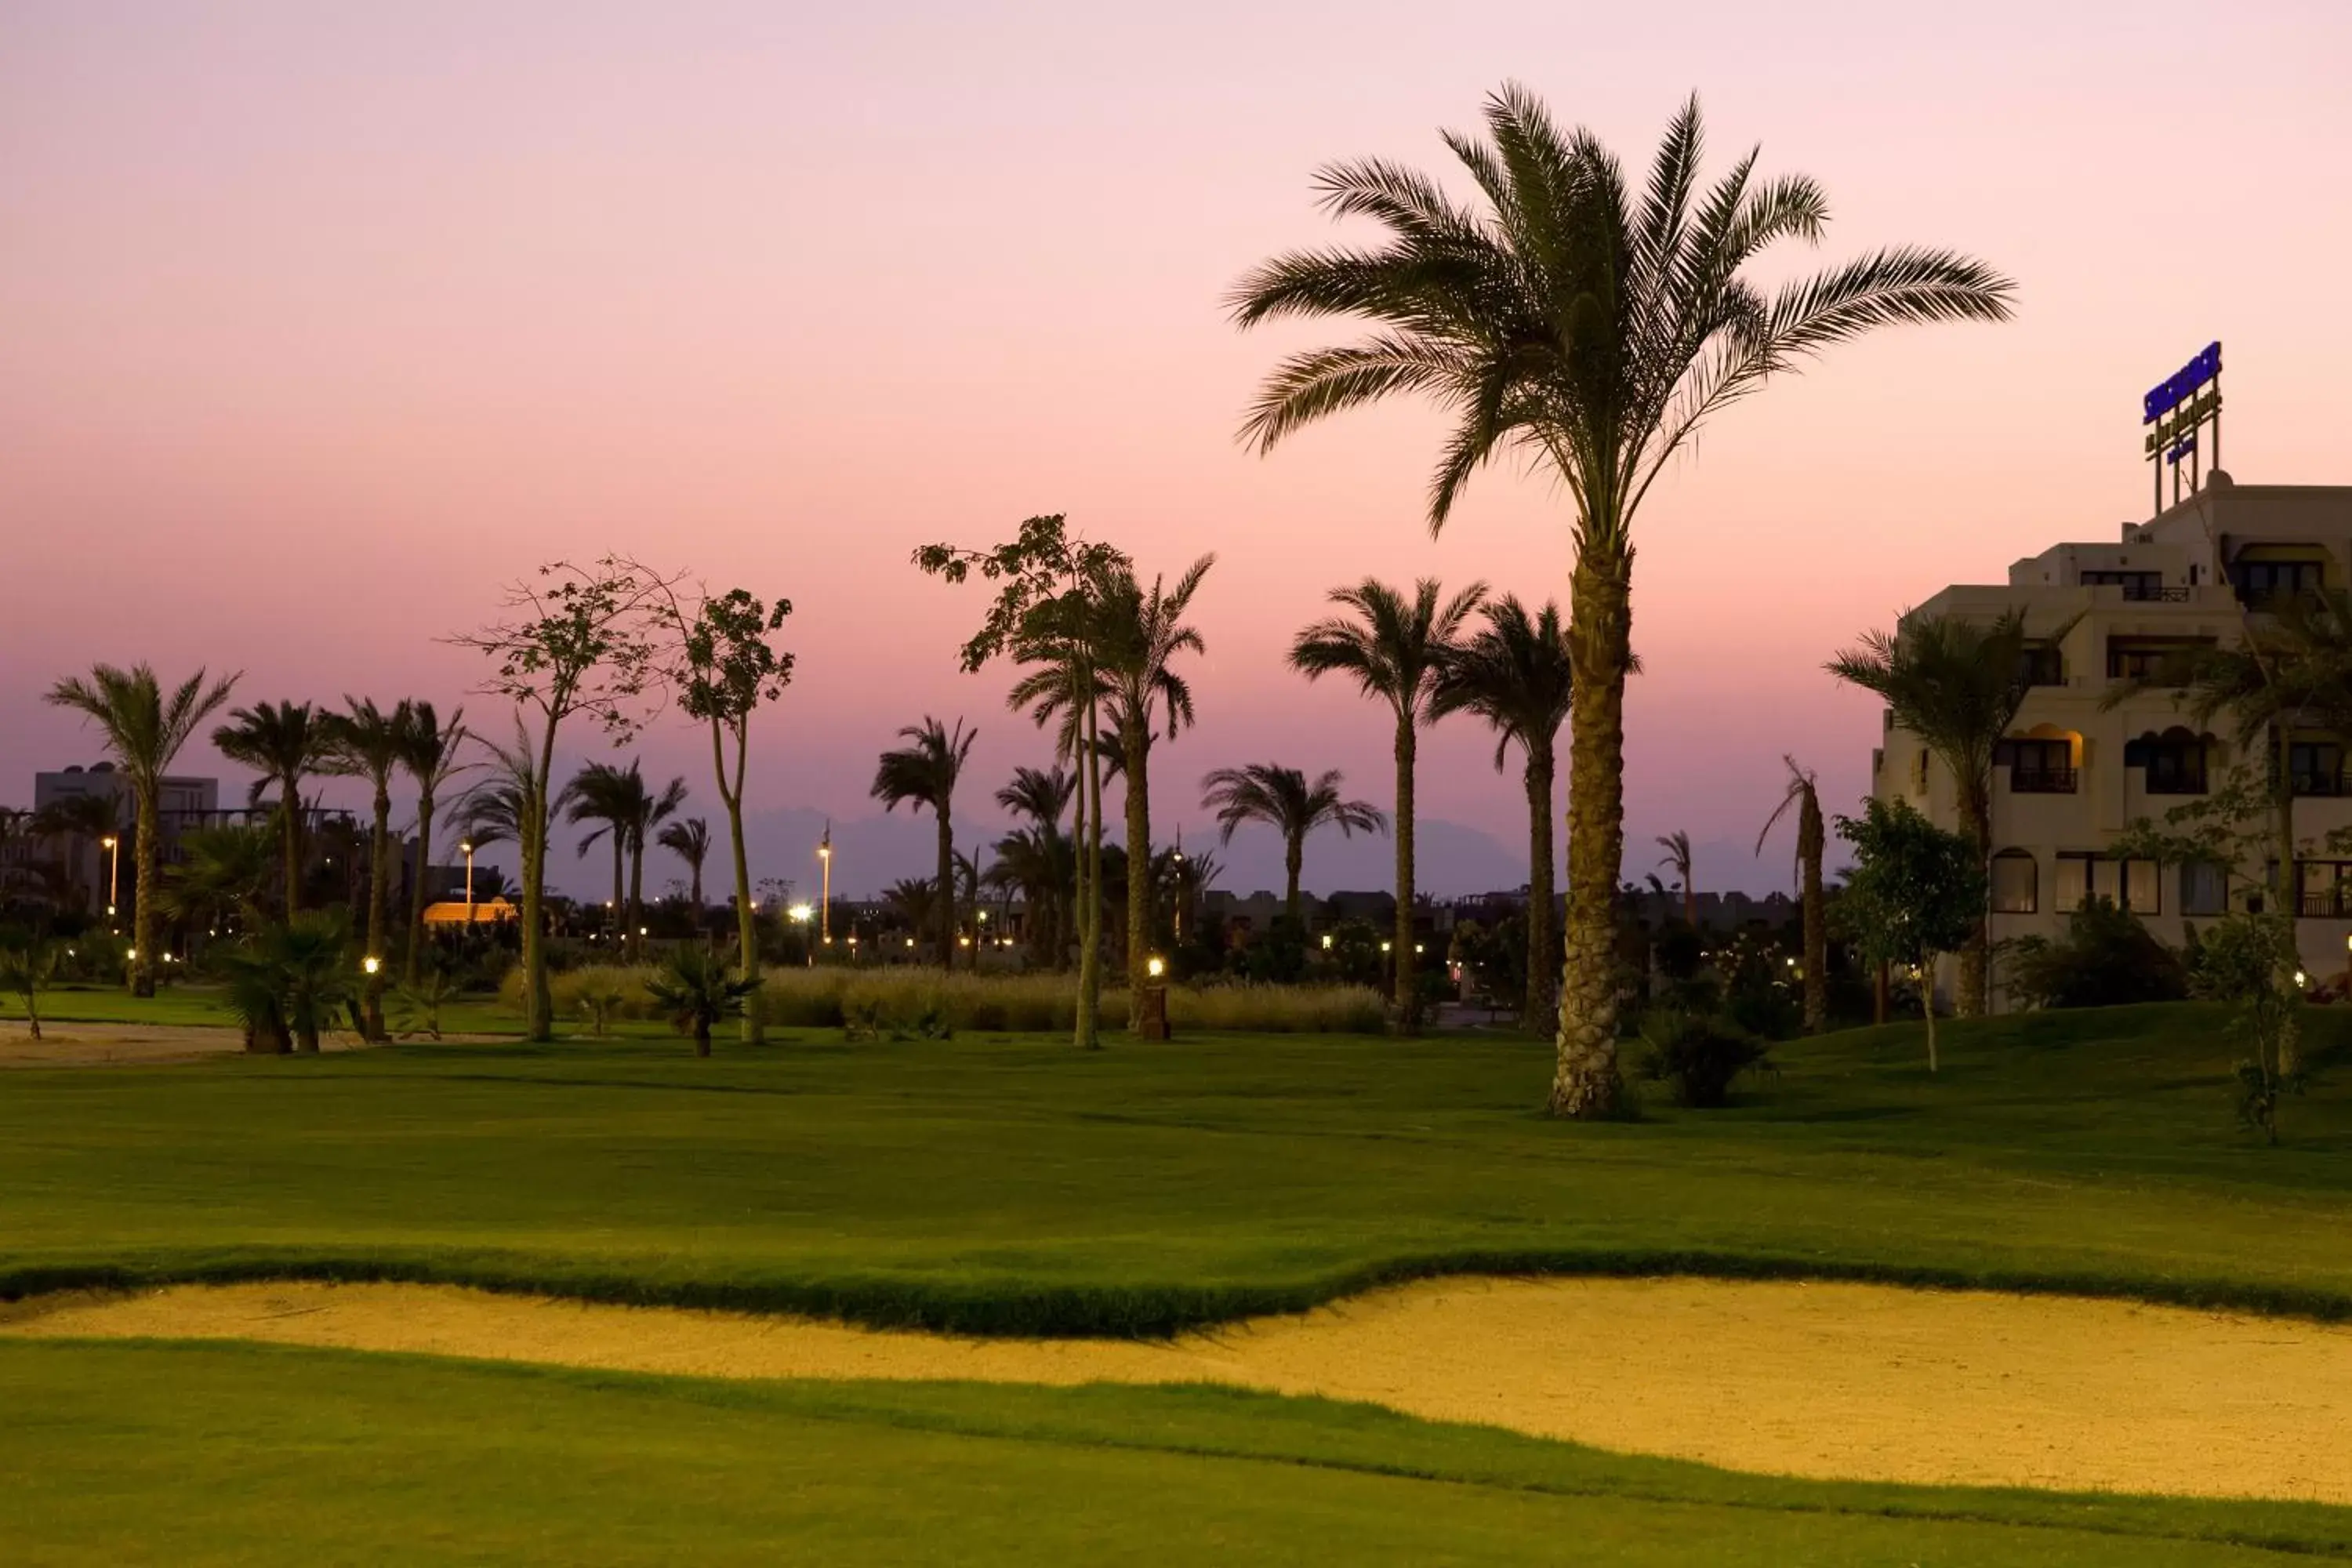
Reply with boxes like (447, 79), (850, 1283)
(0, 1022), (325, 1066)
(10, 1276), (2352, 1501)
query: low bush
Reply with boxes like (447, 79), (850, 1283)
(1636, 1007), (1771, 1108)
(2005, 898), (2188, 1010)
(496, 963), (1385, 1035)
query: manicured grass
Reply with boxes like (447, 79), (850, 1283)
(3, 983), (525, 1037)
(5, 1004), (2352, 1332)
(6, 1339), (2345, 1564)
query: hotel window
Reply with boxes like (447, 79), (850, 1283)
(1990, 851), (2038, 914)
(2123, 731), (2209, 796)
(2079, 569), (2169, 601)
(2233, 557), (2325, 607)
(2297, 861), (2352, 919)
(2180, 862), (2229, 917)
(2289, 742), (2345, 797)
(2013, 644), (2065, 686)
(2107, 637), (2213, 684)
(2054, 853), (2160, 913)
(1997, 738), (2075, 794)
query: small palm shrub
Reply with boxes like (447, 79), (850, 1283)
(1637, 1006), (1771, 1109)
(644, 946), (760, 1057)
(572, 972), (633, 1038)
(0, 927), (60, 1040)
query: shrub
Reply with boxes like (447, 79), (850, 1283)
(1637, 1007), (1770, 1109)
(2005, 898), (2188, 1010)
(644, 946), (760, 1057)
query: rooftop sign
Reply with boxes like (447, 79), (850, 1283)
(2143, 340), (2222, 512)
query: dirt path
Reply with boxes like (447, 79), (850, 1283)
(0, 1022), (511, 1066)
(9, 1276), (2349, 1502)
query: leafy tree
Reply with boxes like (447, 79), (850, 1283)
(1233, 87), (2012, 1113)
(212, 699), (334, 916)
(1433, 595), (1574, 1028)
(658, 816), (712, 911)
(395, 702), (470, 986)
(1291, 576), (1484, 1032)
(641, 580), (793, 1042)
(645, 944), (759, 1058)
(916, 515), (1128, 1047)
(1756, 756), (1828, 1033)
(323, 697), (410, 1039)
(1833, 797), (1984, 1073)
(44, 663), (241, 995)
(1198, 764), (1384, 928)
(872, 720), (978, 973)
(2188, 912), (2302, 1143)
(448, 559), (671, 1039)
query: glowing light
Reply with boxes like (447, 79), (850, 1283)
(1320, 933), (1333, 949)
(362, 956), (381, 975)
(1146, 956), (1166, 979)
(787, 903), (813, 924)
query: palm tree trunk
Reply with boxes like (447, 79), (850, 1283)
(404, 789), (436, 987)
(1392, 714), (1418, 1033)
(131, 788), (159, 997)
(1922, 963), (1939, 1073)
(713, 720), (763, 1045)
(1123, 726), (1151, 1028)
(1798, 793), (1827, 1034)
(1551, 554), (1632, 1119)
(1524, 744), (1557, 1033)
(281, 792), (303, 918)
(525, 731), (558, 1041)
(689, 859), (703, 910)
(630, 837), (648, 964)
(1284, 833), (1303, 929)
(2275, 722), (2301, 1077)
(363, 781), (391, 1040)
(935, 805), (956, 973)
(1955, 778), (1991, 1016)
(609, 840), (625, 955)
(1076, 695), (1105, 1047)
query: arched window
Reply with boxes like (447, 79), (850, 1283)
(1991, 849), (2038, 914)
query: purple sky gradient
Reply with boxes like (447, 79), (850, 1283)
(5, 2), (2348, 899)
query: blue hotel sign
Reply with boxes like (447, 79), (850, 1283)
(2143, 340), (2222, 509)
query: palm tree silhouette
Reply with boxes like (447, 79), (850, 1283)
(212, 699), (330, 916)
(1292, 576), (1485, 1031)
(1655, 830), (1697, 927)
(1434, 596), (1575, 1028)
(45, 662), (240, 994)
(1199, 764), (1385, 929)
(658, 816), (713, 913)
(324, 696), (410, 1037)
(395, 702), (469, 985)
(1232, 86), (2013, 1112)
(872, 718), (978, 971)
(1758, 756), (1827, 1033)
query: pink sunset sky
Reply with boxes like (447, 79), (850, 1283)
(5, 2), (2348, 899)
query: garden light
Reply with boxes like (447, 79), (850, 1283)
(788, 903), (813, 924)
(1147, 956), (1166, 979)
(1320, 933), (1332, 950)
(363, 956), (381, 976)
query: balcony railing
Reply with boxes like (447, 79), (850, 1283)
(2119, 583), (2190, 602)
(2292, 773), (2347, 798)
(2010, 768), (2078, 795)
(2302, 891), (2352, 919)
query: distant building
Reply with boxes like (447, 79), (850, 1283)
(32, 764), (220, 913)
(1870, 474), (2352, 1004)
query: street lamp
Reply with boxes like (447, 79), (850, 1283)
(100, 833), (119, 921)
(788, 902), (814, 967)
(459, 838), (476, 924)
(818, 824), (832, 946)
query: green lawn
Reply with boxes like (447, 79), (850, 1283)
(8, 1339), (2347, 1564)
(3, 1001), (2351, 1331)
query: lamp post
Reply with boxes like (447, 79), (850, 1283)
(788, 902), (814, 967)
(818, 823), (832, 946)
(100, 833), (120, 924)
(459, 839), (476, 926)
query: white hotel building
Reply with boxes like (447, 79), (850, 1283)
(1871, 474), (2352, 1005)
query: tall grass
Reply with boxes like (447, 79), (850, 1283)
(498, 964), (1385, 1035)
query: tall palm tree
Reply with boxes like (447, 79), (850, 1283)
(1091, 557), (1214, 1019)
(1828, 608), (2060, 1016)
(1433, 595), (1575, 1027)
(1232, 88), (2013, 1111)
(872, 718), (978, 971)
(882, 876), (940, 953)
(630, 775), (688, 959)
(659, 815), (712, 910)
(566, 761), (638, 947)
(1655, 830), (1697, 926)
(323, 697), (409, 1039)
(1757, 757), (1827, 1033)
(985, 826), (1070, 967)
(45, 663), (240, 996)
(1291, 577), (1485, 1030)
(212, 699), (331, 916)
(1199, 764), (1385, 927)
(395, 702), (468, 985)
